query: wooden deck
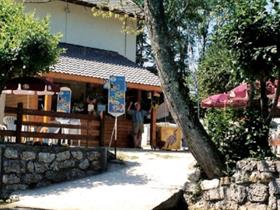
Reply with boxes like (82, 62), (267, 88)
(0, 103), (103, 147)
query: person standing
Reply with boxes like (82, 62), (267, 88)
(127, 102), (149, 148)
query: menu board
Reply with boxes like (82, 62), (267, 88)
(57, 87), (72, 113)
(108, 76), (126, 117)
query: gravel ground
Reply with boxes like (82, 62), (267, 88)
(4, 149), (196, 210)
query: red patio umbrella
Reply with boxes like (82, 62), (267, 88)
(201, 81), (278, 109)
(201, 93), (229, 108)
(2, 77), (60, 95)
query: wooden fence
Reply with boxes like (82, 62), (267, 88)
(0, 103), (104, 147)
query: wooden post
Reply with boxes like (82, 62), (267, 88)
(100, 115), (105, 146)
(86, 115), (90, 148)
(43, 95), (52, 123)
(16, 103), (23, 144)
(150, 92), (157, 149)
(137, 90), (142, 104)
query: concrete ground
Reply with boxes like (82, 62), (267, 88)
(3, 149), (196, 210)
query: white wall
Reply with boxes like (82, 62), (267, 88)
(23, 1), (136, 62)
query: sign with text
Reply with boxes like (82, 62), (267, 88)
(57, 87), (72, 113)
(108, 76), (126, 117)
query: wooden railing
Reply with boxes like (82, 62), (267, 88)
(0, 103), (105, 147)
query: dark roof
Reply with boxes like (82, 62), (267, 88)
(52, 43), (160, 87)
(24, 0), (143, 17)
(66, 0), (143, 17)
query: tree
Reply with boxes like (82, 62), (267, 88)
(217, 0), (280, 118)
(144, 0), (225, 178)
(214, 0), (280, 152)
(197, 41), (241, 99)
(0, 0), (62, 91)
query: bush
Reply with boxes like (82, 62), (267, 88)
(204, 108), (273, 174)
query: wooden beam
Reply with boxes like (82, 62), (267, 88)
(44, 72), (162, 92)
(150, 92), (157, 149)
(137, 90), (142, 104)
(127, 83), (161, 92)
(44, 72), (105, 85)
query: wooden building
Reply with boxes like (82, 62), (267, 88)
(3, 0), (164, 148)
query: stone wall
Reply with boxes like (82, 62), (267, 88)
(186, 159), (280, 210)
(0, 144), (107, 194)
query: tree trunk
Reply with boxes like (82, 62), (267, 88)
(144, 0), (225, 178)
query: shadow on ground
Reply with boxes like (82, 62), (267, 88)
(13, 160), (148, 199)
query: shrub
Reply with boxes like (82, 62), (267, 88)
(204, 108), (273, 174)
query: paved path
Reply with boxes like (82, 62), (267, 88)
(6, 150), (196, 210)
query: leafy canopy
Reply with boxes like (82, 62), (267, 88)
(0, 0), (62, 87)
(217, 0), (280, 79)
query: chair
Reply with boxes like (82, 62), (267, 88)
(3, 116), (16, 142)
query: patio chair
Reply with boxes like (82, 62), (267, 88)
(3, 116), (16, 142)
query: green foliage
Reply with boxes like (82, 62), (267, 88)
(217, 0), (280, 79)
(205, 109), (274, 174)
(0, 0), (62, 89)
(197, 41), (242, 99)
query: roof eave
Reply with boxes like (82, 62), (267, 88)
(61, 0), (144, 19)
(44, 72), (161, 92)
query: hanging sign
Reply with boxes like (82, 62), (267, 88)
(108, 76), (126, 117)
(57, 87), (72, 113)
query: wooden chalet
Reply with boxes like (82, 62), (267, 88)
(4, 43), (161, 148)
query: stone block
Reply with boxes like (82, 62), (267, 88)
(269, 179), (280, 195)
(45, 171), (66, 182)
(56, 151), (70, 161)
(27, 161), (34, 173)
(200, 179), (219, 191)
(58, 160), (75, 169)
(3, 174), (20, 184)
(21, 151), (36, 160)
(260, 172), (273, 184)
(79, 159), (89, 170)
(274, 160), (280, 173)
(4, 148), (18, 159)
(239, 203), (267, 210)
(232, 171), (250, 184)
(87, 151), (100, 161)
(236, 160), (257, 172)
(209, 201), (238, 210)
(71, 151), (83, 160)
(66, 168), (85, 180)
(248, 183), (268, 203)
(23, 174), (43, 184)
(3, 160), (20, 174)
(188, 200), (209, 210)
(92, 160), (101, 170)
(249, 171), (261, 183)
(230, 184), (247, 204)
(34, 162), (47, 173)
(268, 195), (277, 210)
(277, 199), (280, 210)
(50, 161), (59, 171)
(38, 152), (55, 163)
(258, 160), (276, 172)
(20, 160), (27, 173)
(203, 187), (225, 201)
